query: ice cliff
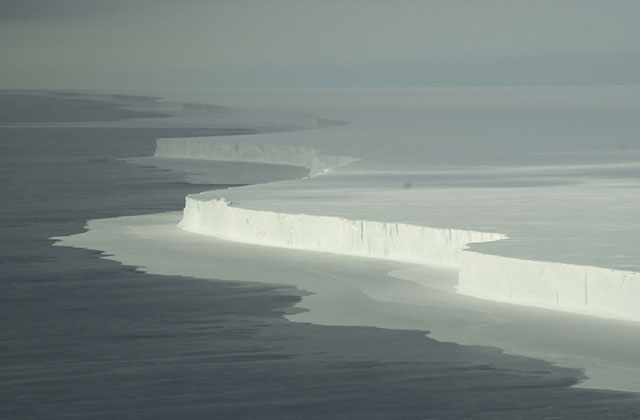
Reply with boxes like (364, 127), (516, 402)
(179, 197), (505, 268)
(165, 137), (640, 323)
(154, 137), (358, 176)
(179, 194), (640, 322)
(458, 251), (640, 321)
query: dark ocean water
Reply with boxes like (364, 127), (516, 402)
(1, 94), (639, 419)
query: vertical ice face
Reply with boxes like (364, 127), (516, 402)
(179, 196), (505, 268)
(178, 195), (640, 322)
(458, 251), (640, 321)
(154, 137), (358, 176)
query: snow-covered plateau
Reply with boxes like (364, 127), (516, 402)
(56, 86), (640, 392)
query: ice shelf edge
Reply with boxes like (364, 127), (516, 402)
(154, 137), (358, 176)
(458, 250), (640, 322)
(180, 196), (640, 322)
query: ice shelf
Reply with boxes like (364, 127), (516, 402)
(180, 194), (640, 322)
(179, 196), (505, 268)
(179, 195), (640, 321)
(50, 86), (640, 394)
(458, 251), (640, 322)
(156, 87), (640, 323)
(155, 137), (358, 176)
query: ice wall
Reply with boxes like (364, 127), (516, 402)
(458, 251), (640, 322)
(180, 195), (640, 322)
(179, 197), (505, 268)
(155, 137), (358, 176)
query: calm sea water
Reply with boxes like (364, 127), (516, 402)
(1, 94), (639, 419)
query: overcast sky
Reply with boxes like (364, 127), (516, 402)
(2, 0), (640, 89)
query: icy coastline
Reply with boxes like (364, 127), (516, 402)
(51, 87), (640, 393)
(181, 192), (640, 322)
(180, 196), (505, 268)
(167, 133), (640, 323)
(458, 251), (640, 322)
(47, 88), (640, 392)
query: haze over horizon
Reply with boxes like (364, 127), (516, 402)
(2, 0), (640, 89)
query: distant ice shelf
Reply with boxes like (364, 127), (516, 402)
(155, 137), (358, 176)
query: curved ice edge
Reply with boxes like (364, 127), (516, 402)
(154, 137), (359, 176)
(180, 196), (640, 323)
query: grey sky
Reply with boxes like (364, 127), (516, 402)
(1, 0), (640, 88)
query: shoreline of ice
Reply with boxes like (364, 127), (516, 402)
(162, 130), (640, 323)
(52, 86), (640, 392)
(155, 136), (359, 176)
(180, 195), (506, 268)
(180, 188), (640, 323)
(54, 210), (640, 393)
